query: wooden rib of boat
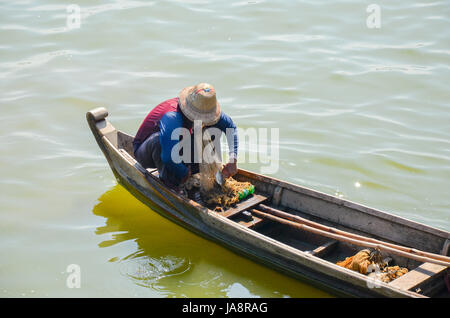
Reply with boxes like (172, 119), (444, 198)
(87, 107), (449, 298)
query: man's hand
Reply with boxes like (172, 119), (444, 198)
(222, 159), (237, 178)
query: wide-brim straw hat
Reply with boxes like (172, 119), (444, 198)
(178, 83), (221, 126)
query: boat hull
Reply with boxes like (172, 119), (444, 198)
(87, 108), (448, 298)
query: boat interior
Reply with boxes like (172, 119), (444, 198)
(114, 129), (449, 298)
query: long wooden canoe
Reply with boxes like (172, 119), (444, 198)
(87, 107), (449, 298)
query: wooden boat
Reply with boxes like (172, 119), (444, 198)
(87, 107), (450, 298)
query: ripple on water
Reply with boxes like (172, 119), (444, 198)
(119, 256), (192, 290)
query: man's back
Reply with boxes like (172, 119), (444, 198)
(133, 97), (179, 152)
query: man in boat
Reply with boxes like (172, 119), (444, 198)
(133, 83), (238, 187)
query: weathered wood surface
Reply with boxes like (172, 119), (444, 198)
(238, 214), (264, 228)
(389, 263), (447, 294)
(251, 209), (450, 267)
(238, 169), (449, 255)
(308, 240), (338, 258)
(257, 204), (450, 264)
(221, 194), (268, 218)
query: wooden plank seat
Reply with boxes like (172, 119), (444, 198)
(306, 240), (339, 258)
(237, 214), (264, 229)
(388, 262), (448, 295)
(220, 194), (269, 218)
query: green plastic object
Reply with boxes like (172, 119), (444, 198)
(238, 185), (255, 200)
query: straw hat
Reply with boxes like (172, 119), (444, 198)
(178, 83), (221, 126)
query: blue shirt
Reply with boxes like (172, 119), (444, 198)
(158, 110), (238, 180)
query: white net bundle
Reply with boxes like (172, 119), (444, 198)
(195, 128), (222, 192)
(189, 126), (255, 207)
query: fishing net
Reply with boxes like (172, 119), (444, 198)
(336, 248), (408, 282)
(337, 249), (373, 274)
(184, 127), (254, 208)
(201, 178), (253, 207)
(196, 127), (221, 192)
(377, 266), (409, 283)
(184, 172), (253, 207)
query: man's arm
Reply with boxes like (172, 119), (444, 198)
(214, 112), (238, 178)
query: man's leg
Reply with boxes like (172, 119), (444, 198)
(135, 132), (180, 187)
(135, 132), (161, 169)
(187, 133), (199, 174)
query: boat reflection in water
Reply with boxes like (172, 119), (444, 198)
(92, 184), (330, 298)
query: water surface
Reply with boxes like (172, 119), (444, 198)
(0, 0), (449, 297)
